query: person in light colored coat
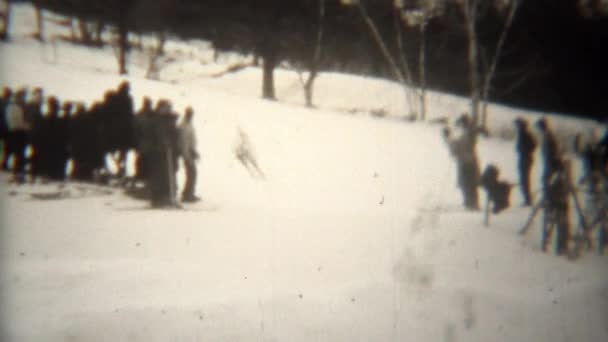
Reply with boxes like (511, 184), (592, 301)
(178, 106), (200, 202)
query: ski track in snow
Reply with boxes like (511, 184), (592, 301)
(1, 4), (607, 342)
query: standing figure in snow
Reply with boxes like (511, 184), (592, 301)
(0, 87), (13, 170)
(535, 118), (561, 191)
(40, 96), (67, 180)
(514, 117), (537, 206)
(442, 114), (480, 210)
(112, 81), (135, 177)
(141, 99), (180, 207)
(24, 87), (44, 182)
(178, 106), (200, 202)
(133, 96), (153, 182)
(543, 158), (571, 255)
(5, 89), (29, 183)
(99, 81), (135, 177)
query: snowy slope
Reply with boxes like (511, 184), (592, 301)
(1, 4), (607, 342)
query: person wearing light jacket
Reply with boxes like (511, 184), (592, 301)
(178, 106), (200, 202)
(5, 89), (29, 182)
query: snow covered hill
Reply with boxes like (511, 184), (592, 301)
(1, 4), (607, 342)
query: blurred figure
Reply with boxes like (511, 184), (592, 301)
(133, 96), (153, 182)
(178, 106), (200, 202)
(535, 118), (561, 190)
(24, 87), (44, 181)
(442, 114), (480, 210)
(543, 158), (571, 255)
(141, 99), (179, 207)
(479, 164), (512, 214)
(514, 117), (537, 206)
(0, 87), (13, 170)
(68, 103), (88, 180)
(5, 89), (29, 182)
(100, 81), (135, 177)
(39, 96), (64, 180)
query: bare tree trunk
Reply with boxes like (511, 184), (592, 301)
(156, 31), (166, 56)
(462, 0), (481, 128)
(261, 47), (277, 100)
(69, 18), (77, 41)
(357, 3), (406, 85)
(480, 0), (521, 131)
(418, 19), (428, 121)
(0, 0), (12, 41)
(302, 0), (325, 108)
(94, 21), (104, 46)
(304, 71), (318, 108)
(34, 5), (44, 42)
(78, 18), (92, 45)
(358, 2), (417, 118)
(118, 21), (128, 75)
(394, 6), (417, 118)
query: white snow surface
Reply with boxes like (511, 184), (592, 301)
(1, 4), (607, 342)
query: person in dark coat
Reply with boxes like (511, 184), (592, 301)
(101, 81), (135, 177)
(514, 117), (537, 206)
(543, 158), (571, 255)
(0, 87), (13, 170)
(535, 118), (561, 191)
(443, 114), (481, 210)
(39, 96), (63, 180)
(24, 87), (45, 181)
(140, 99), (179, 207)
(133, 96), (153, 182)
(67, 103), (86, 180)
(89, 101), (108, 178)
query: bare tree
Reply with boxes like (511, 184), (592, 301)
(459, 0), (482, 128)
(0, 0), (12, 41)
(145, 31), (167, 80)
(354, 0), (418, 118)
(297, 0), (326, 108)
(458, 0), (523, 132)
(479, 0), (521, 129)
(399, 0), (444, 121)
(33, 4), (44, 42)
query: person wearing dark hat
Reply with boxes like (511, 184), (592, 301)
(514, 117), (537, 206)
(178, 106), (200, 202)
(535, 117), (561, 190)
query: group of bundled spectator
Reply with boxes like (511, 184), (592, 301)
(443, 112), (608, 255)
(0, 81), (200, 207)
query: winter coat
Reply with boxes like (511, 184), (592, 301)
(6, 101), (28, 131)
(178, 121), (198, 162)
(516, 128), (536, 157)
